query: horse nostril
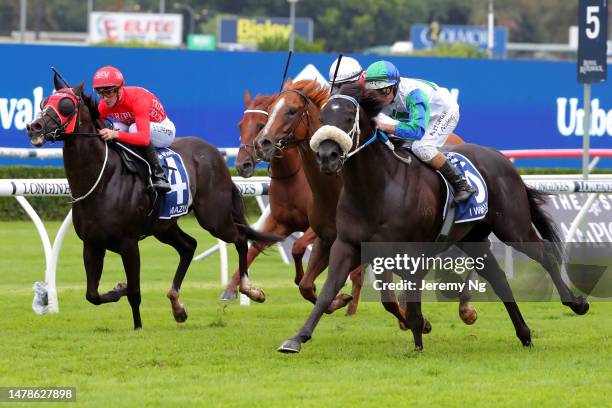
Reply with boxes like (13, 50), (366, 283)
(31, 122), (43, 132)
(259, 139), (273, 151)
(242, 161), (253, 170)
(26, 122), (31, 131)
(330, 151), (339, 161)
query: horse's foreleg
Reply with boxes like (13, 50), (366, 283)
(83, 242), (125, 305)
(119, 240), (142, 330)
(236, 238), (267, 303)
(346, 266), (363, 316)
(298, 237), (329, 303)
(223, 217), (289, 301)
(155, 225), (197, 323)
(291, 228), (317, 286)
(459, 269), (478, 325)
(278, 239), (359, 354)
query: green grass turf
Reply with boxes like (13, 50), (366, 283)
(0, 219), (610, 407)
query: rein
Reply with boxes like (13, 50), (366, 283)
(328, 93), (410, 166)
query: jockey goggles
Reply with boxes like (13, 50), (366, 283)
(95, 87), (120, 97)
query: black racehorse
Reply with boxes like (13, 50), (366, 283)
(26, 78), (280, 329)
(278, 83), (589, 353)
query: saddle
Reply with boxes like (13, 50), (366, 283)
(109, 141), (165, 237)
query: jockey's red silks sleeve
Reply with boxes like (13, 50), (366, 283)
(97, 86), (167, 146)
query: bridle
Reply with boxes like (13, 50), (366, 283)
(29, 89), (110, 203)
(267, 89), (313, 153)
(239, 108), (268, 165)
(240, 107), (302, 180)
(325, 93), (403, 165)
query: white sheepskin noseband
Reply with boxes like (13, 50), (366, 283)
(310, 125), (353, 155)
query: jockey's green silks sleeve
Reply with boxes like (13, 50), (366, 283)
(393, 89), (430, 140)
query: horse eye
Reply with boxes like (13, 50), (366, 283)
(57, 97), (75, 116)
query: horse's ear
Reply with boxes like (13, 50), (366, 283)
(283, 77), (293, 90)
(73, 81), (85, 96)
(244, 89), (252, 106)
(53, 73), (63, 91)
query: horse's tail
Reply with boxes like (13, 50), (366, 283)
(525, 186), (563, 264)
(230, 183), (283, 243)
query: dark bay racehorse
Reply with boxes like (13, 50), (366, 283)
(253, 80), (447, 327)
(234, 88), (363, 314)
(25, 80), (281, 329)
(221, 89), (317, 303)
(277, 83), (589, 353)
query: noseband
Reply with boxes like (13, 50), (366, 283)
(239, 108), (269, 164)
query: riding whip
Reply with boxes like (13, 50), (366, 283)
(329, 54), (343, 95)
(279, 50), (293, 92)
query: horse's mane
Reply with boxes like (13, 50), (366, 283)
(250, 94), (276, 109)
(336, 83), (388, 119)
(81, 91), (101, 123)
(288, 80), (329, 109)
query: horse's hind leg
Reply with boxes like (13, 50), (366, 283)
(457, 242), (532, 346)
(513, 228), (588, 315)
(494, 221), (589, 315)
(119, 240), (143, 330)
(83, 242), (127, 305)
(154, 224), (197, 323)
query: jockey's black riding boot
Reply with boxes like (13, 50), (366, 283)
(142, 145), (171, 193)
(439, 161), (476, 203)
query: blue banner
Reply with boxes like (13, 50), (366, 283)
(411, 24), (507, 58)
(1, 44), (611, 167)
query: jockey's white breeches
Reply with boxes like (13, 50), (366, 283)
(111, 117), (176, 148)
(411, 104), (460, 162)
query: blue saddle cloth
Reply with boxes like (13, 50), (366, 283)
(156, 148), (191, 219)
(440, 152), (488, 223)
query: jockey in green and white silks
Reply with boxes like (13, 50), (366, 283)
(364, 60), (475, 203)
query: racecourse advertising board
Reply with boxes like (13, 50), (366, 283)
(1, 44), (611, 167)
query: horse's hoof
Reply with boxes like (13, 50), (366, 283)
(115, 282), (128, 292)
(518, 328), (532, 347)
(325, 293), (353, 314)
(460, 305), (478, 325)
(220, 290), (237, 301)
(173, 305), (188, 323)
(277, 339), (301, 354)
(414, 345), (423, 352)
(570, 296), (590, 315)
(422, 319), (432, 334)
(242, 287), (266, 303)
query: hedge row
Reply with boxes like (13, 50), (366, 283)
(0, 166), (267, 221)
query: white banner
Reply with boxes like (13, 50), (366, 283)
(89, 12), (183, 46)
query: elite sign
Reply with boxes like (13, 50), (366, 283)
(578, 0), (608, 83)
